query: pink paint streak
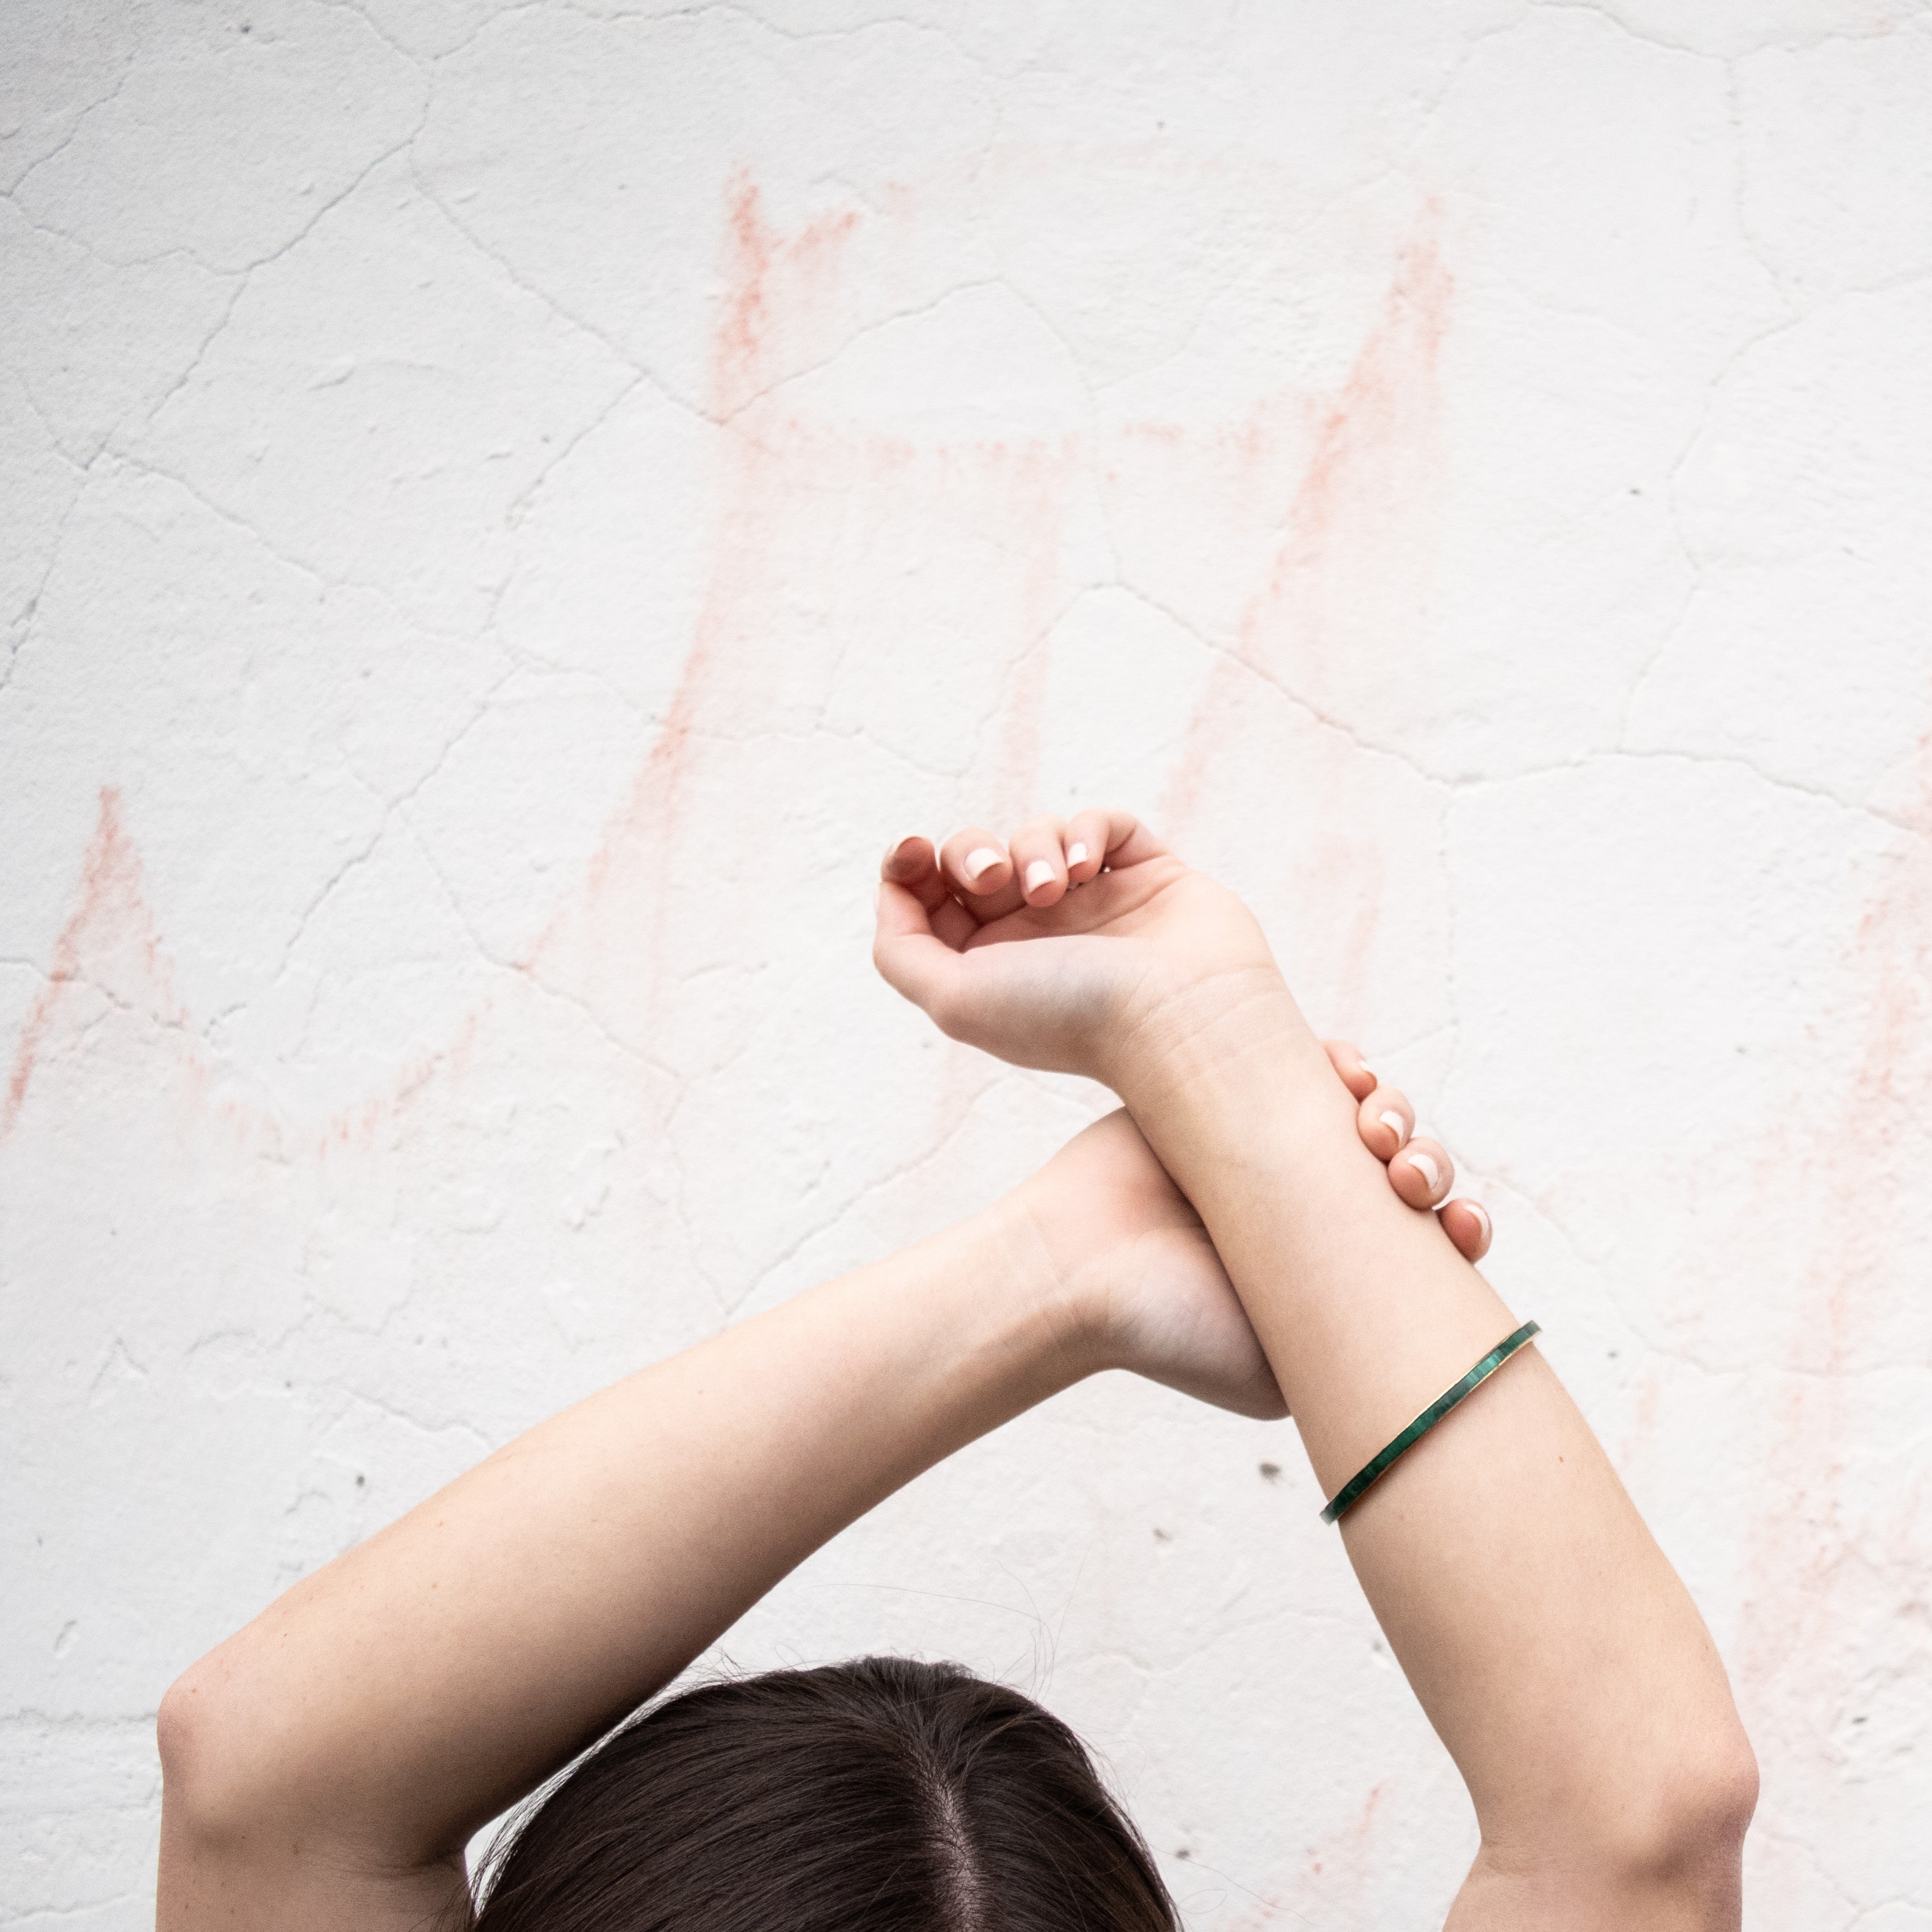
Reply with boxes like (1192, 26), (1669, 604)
(7, 166), (1451, 1238)
(1160, 208), (1453, 835)
(2, 787), (182, 1144)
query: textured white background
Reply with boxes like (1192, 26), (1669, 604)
(5, 2), (1931, 1925)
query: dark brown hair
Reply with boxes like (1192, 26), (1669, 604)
(471, 1656), (1178, 1931)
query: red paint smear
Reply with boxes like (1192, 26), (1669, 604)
(527, 170), (1080, 1058)
(712, 166), (861, 422)
(1162, 208), (1453, 834)
(8, 167), (1444, 1218)
(1239, 214), (1453, 678)
(519, 171), (872, 1033)
(2, 787), (182, 1145)
(0, 786), (497, 1164)
(985, 439), (1077, 828)
(1223, 1777), (1389, 1930)
(1731, 719), (1932, 1855)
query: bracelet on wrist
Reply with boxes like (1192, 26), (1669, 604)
(1320, 1321), (1542, 1525)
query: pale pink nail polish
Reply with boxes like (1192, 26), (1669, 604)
(963, 846), (1004, 883)
(1408, 1150), (1442, 1193)
(1066, 842), (1089, 867)
(1379, 1109), (1408, 1147)
(1465, 1201), (1491, 1239)
(1024, 859), (1055, 894)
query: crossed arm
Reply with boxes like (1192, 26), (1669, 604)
(875, 810), (1757, 1927)
(157, 810), (1753, 1930)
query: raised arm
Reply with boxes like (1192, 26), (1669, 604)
(159, 1093), (1445, 1930)
(875, 814), (1757, 1929)
(154, 1119), (1205, 1929)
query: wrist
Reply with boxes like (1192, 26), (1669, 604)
(947, 1190), (1111, 1395)
(1106, 967), (1331, 1120)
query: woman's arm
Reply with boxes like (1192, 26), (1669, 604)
(155, 1139), (1114, 1930)
(875, 814), (1757, 1929)
(161, 1096), (1442, 1930)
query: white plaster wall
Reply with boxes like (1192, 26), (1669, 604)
(4, 3), (1930, 1924)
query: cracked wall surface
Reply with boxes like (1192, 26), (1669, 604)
(4, 3), (1930, 1925)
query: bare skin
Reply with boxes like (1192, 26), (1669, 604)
(875, 809), (1757, 1930)
(157, 1035), (1462, 1926)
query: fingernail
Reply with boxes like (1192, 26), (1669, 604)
(1466, 1200), (1491, 1239)
(1356, 1059), (1375, 1081)
(886, 833), (921, 862)
(1378, 1110), (1408, 1146)
(964, 846), (1004, 883)
(1024, 859), (1055, 895)
(1408, 1150), (1442, 1192)
(1067, 842), (1089, 866)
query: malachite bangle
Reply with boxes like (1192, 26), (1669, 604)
(1320, 1320), (1542, 1525)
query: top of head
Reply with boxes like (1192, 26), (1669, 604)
(472, 1657), (1178, 1932)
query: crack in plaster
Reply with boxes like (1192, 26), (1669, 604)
(717, 276), (1007, 424)
(724, 1072), (1004, 1314)
(0, 463), (88, 697)
(1, 45), (139, 202)
(406, 195), (643, 392)
(552, 0), (989, 77)
(1529, 0), (1932, 59)
(266, 672), (515, 986)
(1111, 578), (1448, 791)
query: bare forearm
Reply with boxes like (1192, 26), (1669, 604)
(1122, 996), (1753, 1897)
(160, 1204), (1081, 1895)
(1119, 989), (1515, 1484)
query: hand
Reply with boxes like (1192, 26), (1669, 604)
(874, 811), (1296, 1092)
(1317, 1037), (1493, 1266)
(1016, 1070), (1491, 1421)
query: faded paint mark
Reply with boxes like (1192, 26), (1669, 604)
(2, 787), (181, 1145)
(1730, 717), (1932, 1920)
(712, 166), (861, 422)
(0, 785), (497, 1165)
(1222, 1776), (1390, 1930)
(1239, 216), (1453, 683)
(985, 439), (1077, 828)
(1163, 207), (1453, 834)
(5, 167), (1447, 1268)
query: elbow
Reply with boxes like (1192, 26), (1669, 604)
(1599, 1722), (1759, 1919)
(158, 1656), (255, 1852)
(1490, 1719), (1758, 1922)
(158, 1663), (217, 1840)
(1652, 1730), (1758, 1885)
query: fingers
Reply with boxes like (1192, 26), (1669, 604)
(1340, 1047), (1492, 1262)
(1437, 1196), (1493, 1264)
(1323, 1038), (1378, 1102)
(925, 807), (1168, 922)
(938, 826), (1017, 911)
(880, 834), (977, 948)
(873, 867), (971, 1029)
(1390, 1134), (1452, 1211)
(1358, 1080), (1415, 1162)
(1006, 815), (1070, 908)
(1062, 807), (1169, 883)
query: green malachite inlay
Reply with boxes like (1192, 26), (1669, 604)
(1320, 1321), (1543, 1525)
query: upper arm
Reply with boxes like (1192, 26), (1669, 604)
(157, 1669), (474, 1932)
(1441, 1718), (1756, 1931)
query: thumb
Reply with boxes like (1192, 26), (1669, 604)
(873, 878), (968, 1033)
